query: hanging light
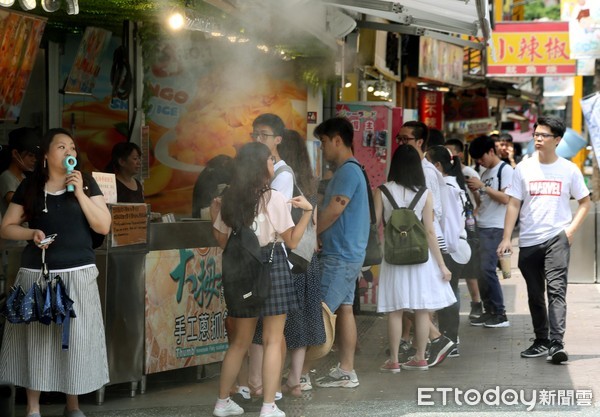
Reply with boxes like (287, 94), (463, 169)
(168, 11), (185, 30)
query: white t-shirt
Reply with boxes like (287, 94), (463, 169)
(462, 165), (480, 210)
(214, 190), (295, 246)
(477, 161), (513, 229)
(272, 160), (294, 201)
(506, 156), (589, 247)
(422, 158), (455, 251)
(422, 158), (444, 228)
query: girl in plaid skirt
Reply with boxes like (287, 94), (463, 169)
(211, 142), (313, 417)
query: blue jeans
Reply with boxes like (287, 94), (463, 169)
(319, 255), (363, 313)
(477, 227), (506, 315)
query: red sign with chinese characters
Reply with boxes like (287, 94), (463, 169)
(419, 91), (443, 130)
(487, 22), (576, 76)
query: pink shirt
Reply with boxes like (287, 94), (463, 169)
(213, 190), (295, 246)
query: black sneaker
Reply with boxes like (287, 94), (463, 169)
(546, 340), (568, 364)
(399, 340), (417, 363)
(521, 339), (550, 358)
(448, 346), (460, 358)
(384, 339), (417, 361)
(483, 313), (510, 328)
(470, 311), (494, 327)
(426, 335), (454, 368)
(469, 302), (483, 320)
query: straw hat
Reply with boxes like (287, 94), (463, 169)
(449, 237), (472, 265)
(305, 302), (336, 361)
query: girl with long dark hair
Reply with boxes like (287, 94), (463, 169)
(373, 144), (454, 372)
(210, 142), (313, 417)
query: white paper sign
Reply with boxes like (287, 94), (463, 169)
(91, 172), (117, 204)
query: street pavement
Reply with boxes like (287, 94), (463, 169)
(14, 254), (600, 417)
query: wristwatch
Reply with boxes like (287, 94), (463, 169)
(479, 185), (487, 193)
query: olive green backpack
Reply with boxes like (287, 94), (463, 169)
(379, 185), (429, 265)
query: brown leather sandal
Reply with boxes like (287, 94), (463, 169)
(281, 383), (302, 398)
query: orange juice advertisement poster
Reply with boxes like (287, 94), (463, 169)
(143, 38), (308, 215)
(61, 35), (129, 174)
(0, 10), (46, 120)
(145, 247), (227, 374)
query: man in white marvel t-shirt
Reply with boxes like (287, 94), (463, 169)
(498, 116), (591, 364)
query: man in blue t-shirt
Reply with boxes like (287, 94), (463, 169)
(313, 117), (369, 388)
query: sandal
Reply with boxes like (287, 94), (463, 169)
(281, 383), (302, 398)
(248, 383), (263, 398)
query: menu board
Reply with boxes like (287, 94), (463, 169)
(110, 204), (148, 247)
(0, 10), (46, 120)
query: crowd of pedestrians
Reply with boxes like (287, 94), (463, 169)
(206, 114), (588, 417)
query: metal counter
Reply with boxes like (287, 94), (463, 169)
(95, 205), (150, 404)
(148, 220), (217, 250)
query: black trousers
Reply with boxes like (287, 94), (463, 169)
(518, 231), (570, 342)
(437, 254), (464, 343)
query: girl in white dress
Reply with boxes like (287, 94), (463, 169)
(374, 144), (455, 372)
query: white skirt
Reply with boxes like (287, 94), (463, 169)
(377, 251), (457, 312)
(0, 265), (109, 395)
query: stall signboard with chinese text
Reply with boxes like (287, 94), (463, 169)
(419, 91), (443, 130)
(145, 247), (227, 374)
(487, 22), (577, 76)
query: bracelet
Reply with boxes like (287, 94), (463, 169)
(479, 186), (486, 193)
(303, 208), (313, 212)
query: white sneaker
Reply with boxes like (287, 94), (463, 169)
(315, 363), (359, 388)
(260, 404), (285, 417)
(299, 373), (312, 391)
(235, 386), (251, 400)
(213, 398), (244, 417)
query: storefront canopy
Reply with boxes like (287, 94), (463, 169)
(322, 0), (491, 49)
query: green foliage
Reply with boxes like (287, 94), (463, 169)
(524, 0), (560, 21)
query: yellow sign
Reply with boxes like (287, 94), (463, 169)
(488, 22), (577, 76)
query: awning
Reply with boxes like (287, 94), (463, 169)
(322, 0), (491, 49)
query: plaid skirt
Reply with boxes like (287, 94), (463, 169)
(232, 243), (299, 319)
